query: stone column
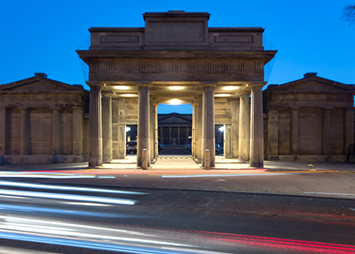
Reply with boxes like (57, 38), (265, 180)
(137, 84), (150, 168)
(186, 127), (189, 143)
(155, 104), (158, 159)
(231, 99), (239, 158)
(118, 124), (126, 159)
(117, 99), (126, 159)
(197, 95), (203, 162)
(150, 97), (155, 163)
(267, 108), (278, 157)
(322, 107), (332, 155)
(250, 84), (264, 167)
(201, 84), (215, 168)
(224, 124), (231, 158)
(102, 95), (112, 163)
(192, 98), (198, 159)
(19, 107), (29, 156)
(290, 107), (299, 155)
(89, 85), (102, 167)
(344, 107), (354, 156)
(239, 94), (250, 161)
(73, 107), (84, 156)
(0, 108), (7, 155)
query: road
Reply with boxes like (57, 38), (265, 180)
(0, 178), (355, 253)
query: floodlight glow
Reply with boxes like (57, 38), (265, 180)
(219, 126), (225, 132)
(215, 94), (232, 97)
(121, 94), (137, 97)
(125, 127), (131, 132)
(168, 99), (183, 105)
(114, 86), (130, 90)
(223, 86), (239, 90)
(169, 86), (184, 90)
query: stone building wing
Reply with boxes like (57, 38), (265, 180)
(263, 73), (355, 163)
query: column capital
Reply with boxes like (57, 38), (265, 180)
(136, 81), (152, 87)
(200, 81), (217, 87)
(249, 82), (267, 87)
(290, 107), (300, 111)
(50, 107), (61, 110)
(18, 107), (28, 110)
(239, 92), (250, 98)
(73, 107), (84, 110)
(323, 107), (334, 110)
(86, 81), (103, 87)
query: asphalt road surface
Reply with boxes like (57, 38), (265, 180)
(0, 178), (355, 253)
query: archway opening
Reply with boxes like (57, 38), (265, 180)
(157, 103), (193, 155)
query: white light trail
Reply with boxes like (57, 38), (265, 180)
(0, 181), (146, 195)
(0, 189), (136, 205)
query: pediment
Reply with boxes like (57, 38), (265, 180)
(0, 76), (82, 93)
(266, 77), (355, 94)
(159, 115), (192, 124)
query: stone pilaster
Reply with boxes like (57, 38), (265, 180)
(290, 107), (299, 155)
(169, 127), (171, 144)
(250, 84), (264, 167)
(267, 108), (278, 157)
(238, 94), (250, 161)
(51, 107), (62, 156)
(201, 84), (215, 168)
(102, 95), (112, 162)
(231, 99), (239, 158)
(344, 107), (354, 156)
(224, 124), (231, 158)
(19, 107), (29, 156)
(73, 107), (84, 156)
(322, 107), (332, 155)
(0, 108), (7, 155)
(137, 84), (150, 168)
(177, 127), (180, 145)
(89, 85), (103, 167)
(118, 124), (126, 159)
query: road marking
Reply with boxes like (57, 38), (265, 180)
(161, 173), (303, 178)
(301, 192), (355, 196)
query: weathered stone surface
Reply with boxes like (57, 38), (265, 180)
(0, 74), (89, 164)
(264, 73), (355, 162)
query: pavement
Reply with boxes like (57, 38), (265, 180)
(0, 155), (354, 200)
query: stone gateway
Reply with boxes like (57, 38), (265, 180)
(1, 11), (354, 167)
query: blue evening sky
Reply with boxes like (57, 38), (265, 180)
(1, 0), (354, 114)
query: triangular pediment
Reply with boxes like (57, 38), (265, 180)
(265, 76), (355, 94)
(159, 115), (191, 124)
(0, 76), (83, 93)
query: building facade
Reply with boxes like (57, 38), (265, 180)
(1, 12), (354, 167)
(77, 11), (276, 168)
(0, 73), (89, 164)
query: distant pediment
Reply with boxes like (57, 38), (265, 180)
(159, 115), (192, 124)
(0, 76), (84, 94)
(265, 76), (355, 94)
